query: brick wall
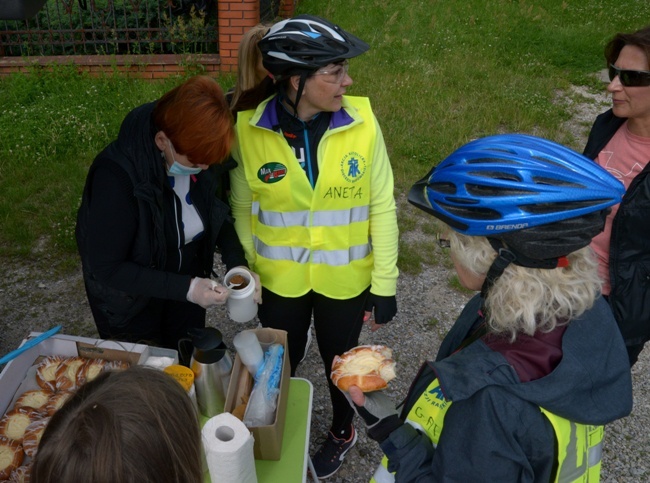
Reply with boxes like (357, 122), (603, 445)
(0, 54), (222, 79)
(0, 0), (297, 79)
(218, 0), (260, 73)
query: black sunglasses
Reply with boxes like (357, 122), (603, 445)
(608, 64), (650, 87)
(436, 233), (451, 249)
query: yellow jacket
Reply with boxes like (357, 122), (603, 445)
(230, 95), (398, 299)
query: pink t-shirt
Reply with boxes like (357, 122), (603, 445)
(590, 121), (650, 294)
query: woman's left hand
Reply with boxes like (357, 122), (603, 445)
(237, 266), (263, 304)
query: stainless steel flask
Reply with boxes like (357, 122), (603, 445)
(178, 327), (232, 418)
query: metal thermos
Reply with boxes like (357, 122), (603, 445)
(178, 327), (232, 418)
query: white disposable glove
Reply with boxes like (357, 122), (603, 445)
(186, 278), (229, 308)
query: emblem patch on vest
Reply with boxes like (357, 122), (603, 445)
(340, 151), (367, 183)
(258, 162), (287, 183)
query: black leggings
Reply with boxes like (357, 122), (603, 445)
(258, 286), (370, 435)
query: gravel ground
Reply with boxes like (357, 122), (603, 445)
(1, 82), (648, 482)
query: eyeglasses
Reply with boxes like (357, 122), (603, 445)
(313, 61), (349, 84)
(436, 233), (451, 249)
(608, 64), (650, 87)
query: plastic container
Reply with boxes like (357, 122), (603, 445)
(163, 364), (198, 413)
(232, 330), (264, 377)
(225, 267), (258, 323)
(255, 328), (279, 351)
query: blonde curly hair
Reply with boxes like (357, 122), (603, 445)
(448, 229), (602, 340)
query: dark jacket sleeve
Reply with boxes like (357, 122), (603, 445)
(215, 218), (249, 271)
(86, 161), (190, 301)
(380, 388), (555, 483)
(211, 164), (249, 272)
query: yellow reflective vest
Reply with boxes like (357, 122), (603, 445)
(230, 95), (398, 299)
(371, 378), (604, 483)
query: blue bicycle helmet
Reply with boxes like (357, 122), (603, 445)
(408, 134), (624, 261)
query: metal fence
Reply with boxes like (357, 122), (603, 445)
(0, 0), (220, 57)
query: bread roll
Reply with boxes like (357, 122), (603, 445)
(14, 390), (53, 412)
(45, 391), (73, 417)
(0, 436), (24, 480)
(76, 358), (107, 386)
(0, 408), (43, 444)
(8, 463), (31, 483)
(55, 357), (86, 391)
(35, 356), (65, 392)
(103, 360), (130, 372)
(330, 345), (396, 392)
(22, 417), (50, 458)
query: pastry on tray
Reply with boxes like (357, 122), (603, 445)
(55, 357), (86, 391)
(0, 407), (44, 444)
(14, 389), (53, 412)
(35, 356), (66, 392)
(76, 358), (107, 386)
(0, 435), (24, 481)
(22, 417), (50, 458)
(8, 463), (31, 483)
(45, 391), (74, 417)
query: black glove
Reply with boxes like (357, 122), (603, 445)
(364, 293), (397, 324)
(343, 390), (402, 442)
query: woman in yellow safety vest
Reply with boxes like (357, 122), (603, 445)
(343, 134), (633, 482)
(228, 15), (399, 479)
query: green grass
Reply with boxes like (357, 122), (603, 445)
(1, 0), (648, 275)
(0, 65), (235, 268)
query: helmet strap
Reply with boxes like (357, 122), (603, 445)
(487, 238), (569, 270)
(282, 73), (310, 117)
(480, 247), (516, 300)
(481, 237), (570, 300)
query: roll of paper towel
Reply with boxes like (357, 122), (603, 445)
(202, 412), (257, 483)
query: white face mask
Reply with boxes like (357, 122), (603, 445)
(166, 140), (203, 176)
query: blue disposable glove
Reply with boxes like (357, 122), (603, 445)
(364, 293), (397, 325)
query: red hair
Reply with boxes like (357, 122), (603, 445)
(153, 76), (234, 165)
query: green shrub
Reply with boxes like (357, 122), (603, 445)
(2, 0), (218, 56)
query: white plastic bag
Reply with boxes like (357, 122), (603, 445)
(243, 343), (284, 426)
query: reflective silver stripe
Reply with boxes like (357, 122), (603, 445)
(253, 238), (371, 265)
(372, 463), (394, 483)
(254, 237), (310, 263)
(313, 206), (369, 226)
(588, 442), (602, 468)
(258, 209), (310, 228)
(253, 203), (368, 228)
(312, 243), (372, 266)
(557, 421), (588, 483)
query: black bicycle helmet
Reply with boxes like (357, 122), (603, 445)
(258, 14), (369, 79)
(408, 134), (624, 296)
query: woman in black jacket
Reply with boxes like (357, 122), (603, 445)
(584, 25), (650, 365)
(76, 76), (260, 350)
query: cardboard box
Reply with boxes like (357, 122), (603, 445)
(0, 332), (178, 416)
(224, 328), (290, 461)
